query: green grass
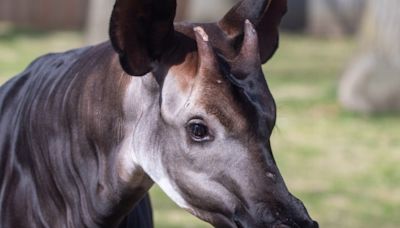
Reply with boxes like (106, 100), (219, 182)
(267, 35), (400, 228)
(1, 27), (399, 228)
(0, 24), (83, 83)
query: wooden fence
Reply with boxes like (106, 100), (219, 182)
(0, 0), (89, 30)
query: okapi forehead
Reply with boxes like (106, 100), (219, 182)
(197, 67), (248, 133)
(225, 64), (277, 139)
(167, 52), (252, 135)
(166, 24), (276, 137)
(217, 55), (276, 138)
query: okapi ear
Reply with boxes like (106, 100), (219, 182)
(109, 0), (177, 76)
(219, 0), (287, 63)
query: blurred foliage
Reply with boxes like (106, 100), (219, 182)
(0, 24), (83, 82)
(0, 28), (398, 228)
(267, 35), (399, 228)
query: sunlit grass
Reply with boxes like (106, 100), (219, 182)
(0, 28), (398, 228)
(0, 25), (83, 79)
(268, 35), (400, 228)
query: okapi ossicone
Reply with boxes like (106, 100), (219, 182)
(0, 0), (318, 227)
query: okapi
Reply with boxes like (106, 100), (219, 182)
(0, 0), (318, 227)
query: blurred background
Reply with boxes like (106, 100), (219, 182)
(0, 0), (399, 227)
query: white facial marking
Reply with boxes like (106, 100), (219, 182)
(118, 128), (140, 182)
(157, 178), (190, 209)
(118, 75), (145, 183)
(119, 73), (190, 209)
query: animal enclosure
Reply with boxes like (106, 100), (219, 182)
(0, 0), (88, 29)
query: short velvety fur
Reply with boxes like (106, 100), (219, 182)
(0, 0), (318, 227)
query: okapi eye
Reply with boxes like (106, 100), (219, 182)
(186, 120), (211, 142)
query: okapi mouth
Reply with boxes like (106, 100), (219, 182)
(228, 199), (319, 228)
(194, 202), (321, 228)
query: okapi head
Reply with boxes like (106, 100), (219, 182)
(110, 0), (317, 227)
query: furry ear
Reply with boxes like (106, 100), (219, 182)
(109, 0), (177, 76)
(219, 0), (287, 63)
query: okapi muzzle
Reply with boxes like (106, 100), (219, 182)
(0, 0), (317, 227)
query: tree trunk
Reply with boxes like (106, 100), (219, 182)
(175, 0), (189, 22)
(85, 0), (115, 45)
(281, 0), (307, 32)
(183, 0), (238, 22)
(339, 0), (400, 113)
(307, 0), (366, 37)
